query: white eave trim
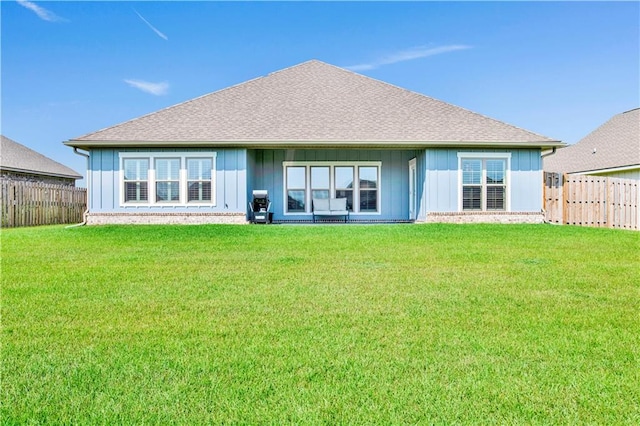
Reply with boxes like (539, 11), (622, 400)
(65, 139), (565, 150)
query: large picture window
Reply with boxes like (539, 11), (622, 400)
(284, 162), (381, 214)
(458, 153), (510, 212)
(120, 153), (216, 206)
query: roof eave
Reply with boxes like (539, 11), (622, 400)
(65, 139), (565, 150)
(0, 165), (82, 180)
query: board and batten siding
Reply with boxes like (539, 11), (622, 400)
(249, 149), (417, 221)
(87, 148), (247, 213)
(420, 148), (543, 220)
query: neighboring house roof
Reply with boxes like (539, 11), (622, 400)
(67, 60), (561, 150)
(544, 108), (640, 174)
(1, 135), (82, 180)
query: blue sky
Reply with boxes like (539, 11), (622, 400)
(2, 1), (639, 183)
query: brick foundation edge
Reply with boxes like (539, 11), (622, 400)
(425, 212), (545, 224)
(86, 212), (248, 225)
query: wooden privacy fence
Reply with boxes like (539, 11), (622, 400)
(544, 172), (638, 230)
(1, 180), (87, 228)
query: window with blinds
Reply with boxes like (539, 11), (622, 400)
(120, 153), (216, 206)
(123, 158), (149, 203)
(459, 154), (509, 212)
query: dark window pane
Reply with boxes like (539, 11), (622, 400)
(125, 182), (148, 202)
(360, 190), (377, 212)
(335, 189), (353, 211)
(156, 182), (180, 202)
(486, 186), (505, 210)
(359, 167), (378, 189)
(188, 182), (211, 202)
(462, 186), (481, 210)
(287, 190), (306, 212)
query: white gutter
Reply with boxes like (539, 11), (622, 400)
(541, 147), (557, 158)
(66, 147), (90, 228)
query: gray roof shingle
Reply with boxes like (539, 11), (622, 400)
(67, 60), (560, 148)
(1, 135), (82, 179)
(544, 108), (640, 174)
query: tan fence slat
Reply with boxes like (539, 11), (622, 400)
(544, 172), (638, 230)
(0, 180), (87, 228)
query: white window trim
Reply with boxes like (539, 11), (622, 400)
(282, 161), (382, 215)
(457, 152), (511, 212)
(119, 152), (217, 207)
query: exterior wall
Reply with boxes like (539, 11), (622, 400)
(419, 148), (543, 221)
(1, 170), (77, 186)
(85, 146), (546, 225)
(248, 149), (417, 222)
(87, 148), (247, 222)
(583, 168), (640, 181)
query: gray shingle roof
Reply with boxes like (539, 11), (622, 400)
(67, 60), (560, 149)
(544, 108), (640, 174)
(1, 135), (82, 179)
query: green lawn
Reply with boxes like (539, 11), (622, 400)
(1, 224), (638, 424)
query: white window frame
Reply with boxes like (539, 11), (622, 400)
(457, 152), (511, 212)
(119, 152), (217, 207)
(283, 161), (382, 215)
(122, 158), (149, 203)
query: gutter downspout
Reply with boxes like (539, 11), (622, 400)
(540, 147), (558, 224)
(66, 147), (90, 228)
(541, 147), (557, 158)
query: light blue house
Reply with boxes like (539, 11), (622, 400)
(65, 60), (562, 225)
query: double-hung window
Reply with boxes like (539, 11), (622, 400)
(155, 158), (180, 202)
(187, 158), (213, 202)
(458, 153), (510, 212)
(311, 166), (330, 201)
(120, 152), (216, 206)
(286, 166), (307, 212)
(284, 162), (381, 214)
(334, 166), (354, 211)
(123, 158), (149, 203)
(358, 166), (378, 212)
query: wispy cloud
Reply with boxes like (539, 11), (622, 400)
(17, 0), (67, 22)
(345, 45), (472, 71)
(124, 79), (169, 96)
(134, 9), (168, 41)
